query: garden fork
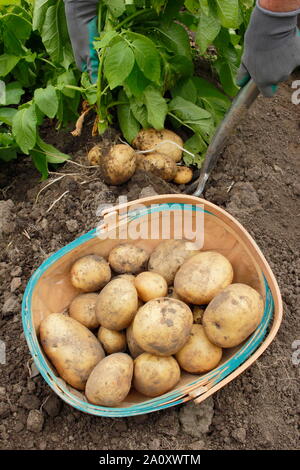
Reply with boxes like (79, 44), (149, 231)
(185, 79), (260, 197)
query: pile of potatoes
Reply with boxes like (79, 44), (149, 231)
(87, 129), (194, 186)
(39, 240), (264, 407)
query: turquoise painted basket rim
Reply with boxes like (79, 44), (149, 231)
(22, 203), (274, 417)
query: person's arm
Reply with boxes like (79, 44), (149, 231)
(237, 0), (300, 96)
(260, 0), (300, 12)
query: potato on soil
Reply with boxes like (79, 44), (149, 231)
(133, 297), (193, 356)
(101, 144), (136, 185)
(133, 353), (180, 397)
(109, 243), (149, 274)
(40, 313), (105, 391)
(134, 272), (168, 302)
(133, 129), (183, 163)
(87, 145), (102, 166)
(96, 278), (138, 331)
(69, 293), (99, 329)
(175, 324), (222, 374)
(148, 239), (199, 285)
(97, 327), (127, 355)
(203, 283), (264, 348)
(85, 353), (133, 406)
(137, 153), (177, 181)
(70, 255), (111, 292)
(174, 251), (234, 305)
(126, 323), (144, 359)
(193, 306), (205, 324)
(173, 166), (193, 185)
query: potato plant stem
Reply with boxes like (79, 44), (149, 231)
(115, 9), (152, 31)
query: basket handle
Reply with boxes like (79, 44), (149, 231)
(188, 385), (210, 404)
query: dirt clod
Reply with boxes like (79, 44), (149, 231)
(0, 200), (16, 236)
(26, 410), (44, 433)
(2, 295), (20, 317)
(179, 398), (214, 438)
(66, 219), (79, 233)
(0, 402), (10, 419)
(10, 277), (22, 293)
(188, 440), (205, 450)
(231, 427), (247, 444)
(19, 394), (41, 411)
(43, 395), (62, 417)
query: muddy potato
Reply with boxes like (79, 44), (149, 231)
(133, 353), (180, 397)
(109, 243), (149, 274)
(69, 293), (99, 329)
(85, 353), (133, 406)
(135, 272), (168, 302)
(126, 323), (144, 359)
(70, 255), (111, 292)
(87, 145), (102, 166)
(193, 306), (205, 324)
(133, 298), (193, 356)
(173, 166), (193, 185)
(97, 327), (127, 354)
(96, 278), (138, 330)
(101, 144), (136, 185)
(203, 283), (264, 348)
(148, 239), (199, 285)
(40, 313), (105, 390)
(133, 128), (183, 163)
(137, 153), (177, 181)
(174, 251), (234, 305)
(175, 325), (222, 374)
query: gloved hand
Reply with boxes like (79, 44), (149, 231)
(64, 0), (99, 84)
(237, 1), (300, 97)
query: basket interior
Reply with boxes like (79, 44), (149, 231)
(27, 203), (268, 412)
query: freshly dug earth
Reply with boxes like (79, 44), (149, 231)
(0, 80), (299, 450)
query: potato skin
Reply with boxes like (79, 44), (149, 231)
(134, 272), (168, 302)
(148, 240), (198, 286)
(101, 144), (136, 185)
(70, 255), (111, 292)
(85, 353), (133, 406)
(137, 153), (177, 181)
(174, 251), (234, 305)
(40, 313), (105, 390)
(98, 327), (127, 354)
(175, 325), (222, 374)
(126, 323), (144, 359)
(109, 244), (149, 274)
(203, 283), (264, 348)
(133, 129), (183, 163)
(173, 166), (193, 185)
(133, 298), (193, 356)
(133, 353), (180, 397)
(95, 278), (138, 331)
(69, 293), (99, 329)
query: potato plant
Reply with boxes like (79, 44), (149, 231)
(0, 0), (254, 176)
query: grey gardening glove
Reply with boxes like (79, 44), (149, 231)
(64, 0), (99, 84)
(237, 1), (300, 97)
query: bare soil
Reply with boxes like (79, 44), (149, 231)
(0, 79), (299, 451)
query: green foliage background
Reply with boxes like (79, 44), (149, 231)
(0, 0), (254, 177)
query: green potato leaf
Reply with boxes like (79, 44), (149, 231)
(12, 105), (37, 154)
